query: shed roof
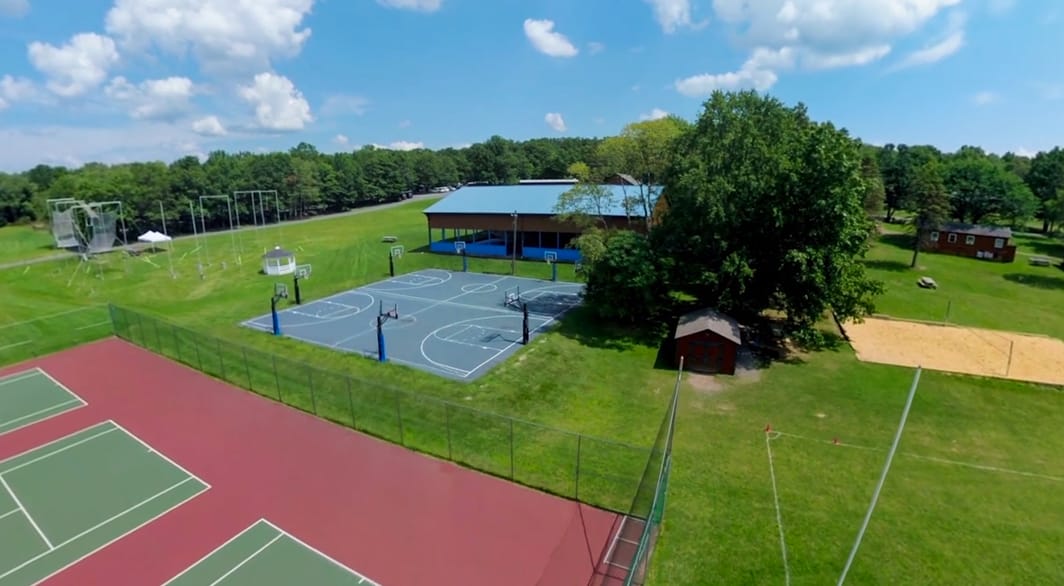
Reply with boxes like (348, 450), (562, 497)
(423, 184), (662, 217)
(674, 307), (742, 345)
(263, 246), (294, 259)
(938, 222), (1012, 239)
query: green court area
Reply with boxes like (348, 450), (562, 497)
(0, 420), (209, 586)
(0, 368), (86, 436)
(164, 519), (380, 585)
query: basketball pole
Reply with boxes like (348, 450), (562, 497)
(522, 303), (530, 344)
(377, 315), (387, 362)
(462, 249), (468, 272)
(293, 274), (302, 305)
(389, 252), (395, 278)
(270, 295), (281, 336)
(551, 259), (558, 282)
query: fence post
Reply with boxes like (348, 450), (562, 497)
(173, 324), (182, 363)
(153, 316), (163, 353)
(107, 305), (118, 336)
(445, 402), (453, 460)
(217, 339), (227, 380)
(242, 347), (253, 391)
(575, 434), (583, 500)
(395, 390), (405, 445)
(272, 354), (283, 402)
(193, 333), (203, 371)
(346, 377), (356, 429)
(307, 366), (317, 415)
(509, 418), (515, 480)
(134, 312), (145, 347)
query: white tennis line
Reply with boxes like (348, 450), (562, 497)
(0, 399), (81, 431)
(75, 320), (111, 331)
(0, 476), (205, 581)
(359, 288), (557, 320)
(0, 427), (118, 475)
(36, 369), (89, 408)
(160, 519), (273, 585)
(0, 340), (31, 352)
(330, 274), (511, 349)
(208, 533), (285, 586)
(260, 519), (384, 586)
(0, 508), (20, 521)
(0, 369), (41, 387)
(0, 474), (54, 549)
(774, 431), (1064, 483)
(108, 419), (212, 489)
(0, 305), (104, 331)
(765, 432), (791, 586)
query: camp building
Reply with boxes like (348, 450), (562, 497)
(423, 183), (656, 263)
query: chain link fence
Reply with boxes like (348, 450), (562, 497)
(107, 304), (653, 514)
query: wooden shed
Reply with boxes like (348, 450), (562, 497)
(674, 307), (742, 375)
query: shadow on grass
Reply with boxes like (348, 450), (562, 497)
(863, 259), (911, 273)
(1019, 237), (1064, 260)
(878, 232), (915, 251)
(1004, 272), (1064, 291)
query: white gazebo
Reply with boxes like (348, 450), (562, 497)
(262, 246), (297, 275)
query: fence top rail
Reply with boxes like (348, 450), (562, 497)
(108, 304), (656, 454)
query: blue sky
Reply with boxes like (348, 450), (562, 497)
(0, 0), (1060, 171)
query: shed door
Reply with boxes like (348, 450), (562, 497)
(690, 338), (726, 373)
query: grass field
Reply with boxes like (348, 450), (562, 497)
(0, 225), (65, 266)
(2, 204), (1063, 585)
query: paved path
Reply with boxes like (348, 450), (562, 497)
(0, 195), (441, 272)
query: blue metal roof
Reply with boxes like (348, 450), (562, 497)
(423, 184), (660, 217)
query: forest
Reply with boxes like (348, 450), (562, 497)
(0, 119), (1062, 238)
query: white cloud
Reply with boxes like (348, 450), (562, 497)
(320, 94), (369, 117)
(971, 91), (999, 106)
(0, 0), (29, 18)
(639, 108), (669, 121)
(677, 0), (961, 94)
(104, 0), (314, 75)
(1013, 147), (1037, 158)
(105, 76), (196, 120)
(645, 0), (706, 33)
(676, 47), (793, 96)
(192, 115), (226, 136)
(376, 0), (442, 12)
(523, 19), (578, 58)
(333, 134), (349, 146)
(0, 122), (211, 171)
(28, 33), (119, 97)
(587, 41), (605, 54)
(364, 141), (424, 151)
(238, 72), (313, 131)
(889, 10), (966, 70)
(0, 75), (39, 109)
(545, 112), (567, 132)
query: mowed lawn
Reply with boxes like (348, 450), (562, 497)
(0, 224), (66, 265)
(861, 227), (1064, 339)
(3, 203), (1063, 585)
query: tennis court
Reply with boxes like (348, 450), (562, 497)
(164, 519), (380, 585)
(0, 420), (209, 586)
(0, 368), (86, 436)
(241, 269), (584, 381)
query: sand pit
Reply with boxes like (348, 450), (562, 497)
(844, 317), (1064, 386)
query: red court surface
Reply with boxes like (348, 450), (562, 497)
(0, 338), (622, 585)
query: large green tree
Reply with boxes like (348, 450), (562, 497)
(943, 147), (1037, 225)
(907, 160), (952, 268)
(1025, 148), (1064, 233)
(596, 116), (689, 228)
(654, 90), (883, 342)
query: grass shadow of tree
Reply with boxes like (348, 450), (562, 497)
(1020, 238), (1064, 260)
(863, 259), (911, 273)
(878, 232), (915, 251)
(1003, 272), (1064, 291)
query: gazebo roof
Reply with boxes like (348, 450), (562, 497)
(263, 246), (294, 259)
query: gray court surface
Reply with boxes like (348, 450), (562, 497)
(242, 269), (584, 381)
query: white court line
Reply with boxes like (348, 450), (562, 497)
(108, 419), (211, 489)
(0, 474), (54, 549)
(775, 430), (1064, 483)
(0, 305), (104, 331)
(461, 316), (556, 379)
(360, 288), (556, 320)
(0, 340), (31, 352)
(0, 508), (20, 521)
(765, 432), (791, 586)
(35, 369), (89, 408)
(440, 324), (474, 342)
(0, 476), (206, 581)
(208, 533), (285, 586)
(0, 399), (82, 432)
(0, 426), (118, 475)
(161, 519), (274, 585)
(75, 320), (111, 331)
(330, 274), (511, 349)
(260, 519), (384, 586)
(0, 369), (41, 387)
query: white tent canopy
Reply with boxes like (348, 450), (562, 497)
(137, 230), (172, 244)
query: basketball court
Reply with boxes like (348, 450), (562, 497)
(241, 268), (584, 381)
